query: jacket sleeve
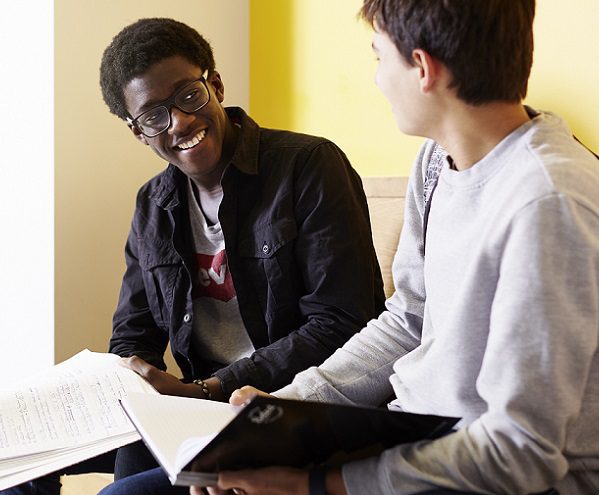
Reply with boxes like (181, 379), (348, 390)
(214, 141), (386, 395)
(108, 201), (169, 371)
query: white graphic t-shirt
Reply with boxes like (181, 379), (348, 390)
(187, 179), (255, 365)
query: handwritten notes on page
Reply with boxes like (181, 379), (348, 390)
(0, 349), (158, 490)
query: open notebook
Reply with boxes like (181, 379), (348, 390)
(120, 392), (459, 486)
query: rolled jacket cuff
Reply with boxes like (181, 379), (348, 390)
(213, 357), (264, 397)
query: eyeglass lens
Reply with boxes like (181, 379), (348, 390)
(137, 79), (210, 136)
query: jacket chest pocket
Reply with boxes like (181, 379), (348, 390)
(237, 218), (298, 306)
(138, 237), (183, 329)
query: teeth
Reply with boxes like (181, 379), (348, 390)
(177, 129), (206, 150)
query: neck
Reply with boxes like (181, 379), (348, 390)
(191, 115), (239, 190)
(190, 180), (223, 226)
(433, 102), (531, 171)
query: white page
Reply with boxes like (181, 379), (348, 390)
(0, 430), (139, 490)
(0, 350), (157, 459)
(0, 431), (134, 473)
(121, 393), (238, 483)
(174, 433), (219, 474)
(0, 432), (134, 474)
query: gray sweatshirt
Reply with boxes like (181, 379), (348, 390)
(276, 110), (599, 494)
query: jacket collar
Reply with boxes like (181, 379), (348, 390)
(149, 107), (260, 209)
(227, 106), (260, 176)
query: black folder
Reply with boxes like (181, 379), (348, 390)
(181, 395), (458, 486)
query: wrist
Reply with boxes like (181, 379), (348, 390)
(325, 468), (346, 495)
(309, 467), (327, 495)
(205, 376), (225, 401)
(192, 376), (225, 401)
(192, 378), (211, 399)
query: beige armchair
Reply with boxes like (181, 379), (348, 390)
(362, 177), (408, 298)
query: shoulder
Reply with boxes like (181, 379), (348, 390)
(258, 127), (346, 165)
(256, 127), (358, 184)
(525, 111), (597, 168)
(135, 165), (183, 208)
(514, 111), (599, 215)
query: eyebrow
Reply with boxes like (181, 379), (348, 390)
(137, 73), (206, 114)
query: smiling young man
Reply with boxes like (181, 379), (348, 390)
(103, 13), (385, 487)
(179, 1), (598, 495)
(102, 17), (385, 403)
(0, 17), (386, 495)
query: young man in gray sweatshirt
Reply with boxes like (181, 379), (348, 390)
(198, 1), (599, 494)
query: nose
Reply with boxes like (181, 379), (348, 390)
(168, 106), (195, 135)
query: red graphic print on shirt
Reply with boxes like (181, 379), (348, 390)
(192, 250), (236, 302)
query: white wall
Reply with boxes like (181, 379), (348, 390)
(0, 1), (55, 383)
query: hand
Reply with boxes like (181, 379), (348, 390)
(195, 467), (347, 495)
(206, 466), (308, 495)
(120, 356), (199, 398)
(229, 386), (271, 406)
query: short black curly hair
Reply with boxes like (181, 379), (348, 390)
(100, 18), (215, 120)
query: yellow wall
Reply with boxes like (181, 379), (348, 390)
(250, 0), (599, 177)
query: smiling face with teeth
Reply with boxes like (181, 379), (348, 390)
(123, 55), (238, 189)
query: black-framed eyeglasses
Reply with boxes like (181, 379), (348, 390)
(127, 70), (210, 137)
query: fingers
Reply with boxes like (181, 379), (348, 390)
(217, 467), (305, 494)
(120, 355), (150, 374)
(123, 356), (166, 384)
(217, 470), (252, 493)
(204, 486), (232, 495)
(192, 485), (232, 495)
(229, 387), (256, 406)
(229, 386), (270, 406)
(119, 356), (169, 391)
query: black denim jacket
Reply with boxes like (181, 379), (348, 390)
(109, 108), (385, 396)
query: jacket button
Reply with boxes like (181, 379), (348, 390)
(183, 313), (192, 323)
(262, 243), (270, 254)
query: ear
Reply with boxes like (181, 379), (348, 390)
(411, 49), (441, 94)
(207, 70), (225, 103)
(127, 122), (149, 145)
